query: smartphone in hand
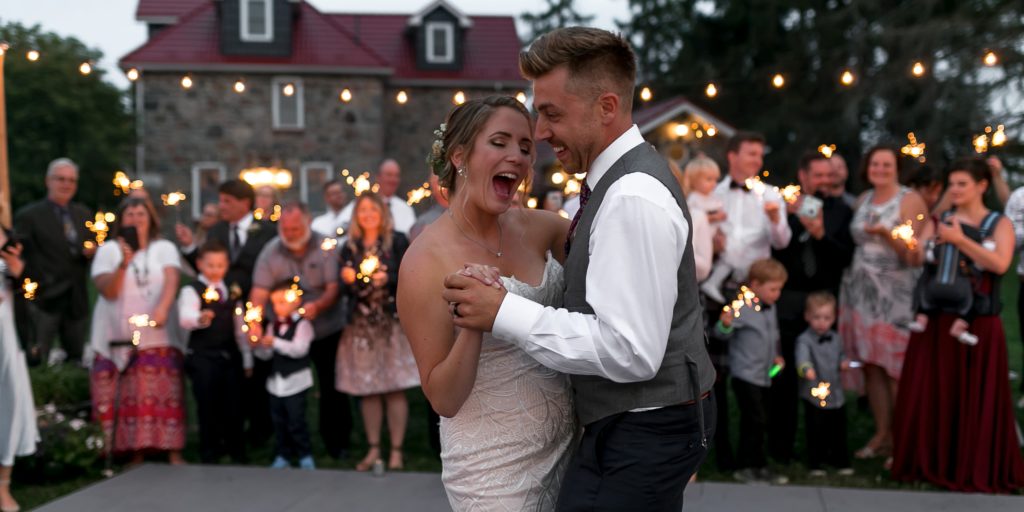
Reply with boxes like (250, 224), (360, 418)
(120, 226), (140, 251)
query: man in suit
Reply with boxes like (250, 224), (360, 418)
(176, 179), (278, 447)
(443, 27), (716, 510)
(769, 151), (855, 463)
(14, 158), (96, 366)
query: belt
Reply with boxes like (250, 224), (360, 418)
(680, 391), (712, 406)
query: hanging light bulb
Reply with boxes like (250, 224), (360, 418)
(126, 68), (140, 81)
(515, 91), (527, 104)
(79, 62), (92, 75)
(396, 90), (409, 104)
(340, 88), (352, 103)
(673, 124), (689, 137)
(181, 75), (193, 89)
(453, 91), (466, 105)
(26, 50), (40, 62)
(840, 69), (855, 86)
(983, 51), (998, 66)
(282, 83), (295, 97)
(707, 126), (717, 137)
(705, 83), (718, 98)
(640, 86), (653, 102)
(771, 74), (785, 88)
(233, 80), (246, 93)
(911, 61), (926, 77)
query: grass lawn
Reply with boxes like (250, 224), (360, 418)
(13, 270), (1024, 509)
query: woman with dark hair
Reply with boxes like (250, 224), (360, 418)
(335, 192), (419, 472)
(892, 157), (1024, 492)
(905, 164), (944, 213)
(88, 197), (185, 464)
(838, 145), (928, 462)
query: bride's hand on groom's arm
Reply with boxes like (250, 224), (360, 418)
(442, 272), (507, 332)
(460, 263), (504, 290)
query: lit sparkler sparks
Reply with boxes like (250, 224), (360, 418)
(239, 302), (264, 342)
(722, 285), (762, 318)
(900, 132), (926, 162)
(161, 191), (187, 206)
(321, 237), (338, 251)
(818, 144), (836, 158)
(890, 220), (917, 250)
(284, 277), (304, 304)
(347, 172), (373, 196)
(113, 171), (144, 196)
(22, 279), (38, 300)
(406, 182), (432, 206)
(780, 184), (801, 205)
(85, 212), (115, 246)
(128, 314), (156, 345)
(357, 255), (381, 283)
(810, 381), (831, 407)
(202, 286), (220, 304)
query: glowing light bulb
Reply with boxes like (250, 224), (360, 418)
(181, 75), (193, 89)
(396, 90), (408, 104)
(79, 62), (92, 75)
(983, 51), (998, 66)
(840, 70), (855, 86)
(515, 91), (527, 104)
(234, 80), (246, 93)
(705, 83), (717, 98)
(126, 68), (140, 81)
(911, 61), (925, 77)
(640, 87), (653, 102)
(282, 83), (295, 97)
(771, 74), (785, 88)
(340, 88), (352, 103)
(453, 91), (466, 105)
(674, 124), (689, 137)
(26, 50), (40, 62)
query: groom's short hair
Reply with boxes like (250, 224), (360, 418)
(520, 27), (636, 112)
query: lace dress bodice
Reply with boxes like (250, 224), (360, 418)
(440, 256), (577, 512)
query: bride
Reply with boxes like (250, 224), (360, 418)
(397, 95), (576, 510)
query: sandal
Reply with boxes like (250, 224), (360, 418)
(388, 445), (404, 471)
(355, 445), (381, 472)
(853, 442), (891, 459)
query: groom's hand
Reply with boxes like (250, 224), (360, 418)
(442, 272), (507, 332)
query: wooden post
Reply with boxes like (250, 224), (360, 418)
(0, 46), (10, 227)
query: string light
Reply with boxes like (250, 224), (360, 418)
(640, 87), (653, 102)
(126, 68), (140, 81)
(705, 83), (718, 98)
(526, 197), (538, 209)
(911, 61), (926, 77)
(840, 69), (855, 86)
(26, 50), (40, 62)
(79, 62), (92, 75)
(282, 83), (295, 97)
(340, 88), (352, 103)
(771, 73), (785, 88)
(181, 75), (193, 89)
(233, 80), (246, 93)
(674, 123), (689, 137)
(240, 167), (292, 188)
(706, 126), (717, 137)
(515, 91), (527, 104)
(983, 51), (998, 66)
(551, 172), (566, 185)
(453, 91), (466, 105)
(396, 90), (409, 104)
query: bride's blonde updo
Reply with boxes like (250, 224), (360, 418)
(426, 95), (532, 193)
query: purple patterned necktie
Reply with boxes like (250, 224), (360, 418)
(565, 181), (592, 255)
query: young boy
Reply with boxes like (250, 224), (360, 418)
(795, 291), (853, 477)
(178, 240), (251, 464)
(715, 258), (788, 485)
(254, 280), (315, 470)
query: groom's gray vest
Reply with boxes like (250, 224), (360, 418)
(564, 142), (716, 426)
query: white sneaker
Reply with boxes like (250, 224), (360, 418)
(957, 332), (978, 346)
(808, 469), (827, 478)
(47, 347), (68, 367)
(836, 467), (855, 476)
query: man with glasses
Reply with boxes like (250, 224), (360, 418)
(14, 158), (96, 366)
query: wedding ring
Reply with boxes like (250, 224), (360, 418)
(451, 302), (461, 318)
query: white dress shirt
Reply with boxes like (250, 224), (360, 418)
(1006, 186), (1024, 276)
(493, 125), (690, 383)
(232, 212), (254, 248)
(311, 208), (349, 238)
(713, 177), (791, 280)
(176, 275), (253, 370)
(336, 196), (417, 235)
(253, 314), (315, 397)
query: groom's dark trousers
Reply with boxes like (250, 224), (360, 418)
(556, 392), (716, 511)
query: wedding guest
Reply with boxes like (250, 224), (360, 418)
(337, 193), (418, 471)
(311, 180), (350, 239)
(89, 197), (185, 465)
(682, 156), (723, 282)
(254, 280), (316, 470)
(892, 157), (1024, 492)
(838, 145), (927, 462)
(336, 160), (417, 234)
(905, 164), (944, 213)
(828, 153), (857, 208)
(0, 215), (39, 512)
(795, 291), (852, 477)
(769, 151), (854, 463)
(714, 258), (788, 485)
(178, 241), (251, 464)
(1007, 184), (1024, 402)
(250, 203), (350, 460)
(13, 158), (95, 366)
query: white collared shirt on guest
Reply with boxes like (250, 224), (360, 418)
(232, 212), (255, 248)
(493, 124), (690, 384)
(336, 195), (417, 235)
(311, 208), (349, 238)
(176, 274), (253, 370)
(713, 176), (792, 280)
(253, 313), (315, 398)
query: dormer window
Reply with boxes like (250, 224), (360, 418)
(241, 0), (273, 42)
(425, 22), (454, 64)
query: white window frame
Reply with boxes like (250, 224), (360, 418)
(299, 162), (334, 207)
(190, 162), (228, 218)
(425, 21), (455, 64)
(240, 0), (273, 43)
(271, 76), (304, 130)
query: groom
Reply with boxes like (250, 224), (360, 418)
(443, 27), (716, 510)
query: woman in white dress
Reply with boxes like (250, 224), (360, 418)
(0, 220), (39, 512)
(398, 96), (577, 511)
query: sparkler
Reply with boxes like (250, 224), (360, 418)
(85, 212), (115, 246)
(284, 276), (304, 304)
(357, 255), (381, 283)
(722, 285), (762, 318)
(161, 191), (187, 223)
(810, 381), (831, 407)
(239, 302), (264, 343)
(347, 172), (373, 196)
(890, 220), (917, 250)
(563, 178), (582, 196)
(817, 144), (836, 158)
(321, 237), (339, 251)
(128, 314), (157, 346)
(22, 279), (38, 300)
(113, 171), (144, 196)
(900, 132), (926, 162)
(202, 286), (220, 304)
(780, 184), (801, 205)
(406, 182), (432, 206)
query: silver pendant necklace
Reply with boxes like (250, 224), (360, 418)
(448, 210), (502, 258)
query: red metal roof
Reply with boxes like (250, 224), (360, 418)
(136, 0), (208, 20)
(122, 1), (525, 83)
(121, 2), (390, 72)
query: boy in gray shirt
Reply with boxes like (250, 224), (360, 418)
(795, 291), (853, 477)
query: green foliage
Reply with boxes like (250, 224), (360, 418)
(620, 0), (1024, 183)
(520, 0), (595, 45)
(29, 364), (91, 408)
(0, 22), (133, 212)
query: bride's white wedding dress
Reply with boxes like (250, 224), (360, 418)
(440, 256), (577, 511)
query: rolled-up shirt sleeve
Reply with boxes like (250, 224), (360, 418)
(493, 174), (687, 383)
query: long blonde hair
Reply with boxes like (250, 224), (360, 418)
(345, 192), (394, 254)
(682, 156), (721, 196)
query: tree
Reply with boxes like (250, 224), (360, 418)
(1, 22), (133, 212)
(521, 0), (595, 45)
(620, 0), (1024, 185)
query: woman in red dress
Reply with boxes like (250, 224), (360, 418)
(892, 157), (1024, 492)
